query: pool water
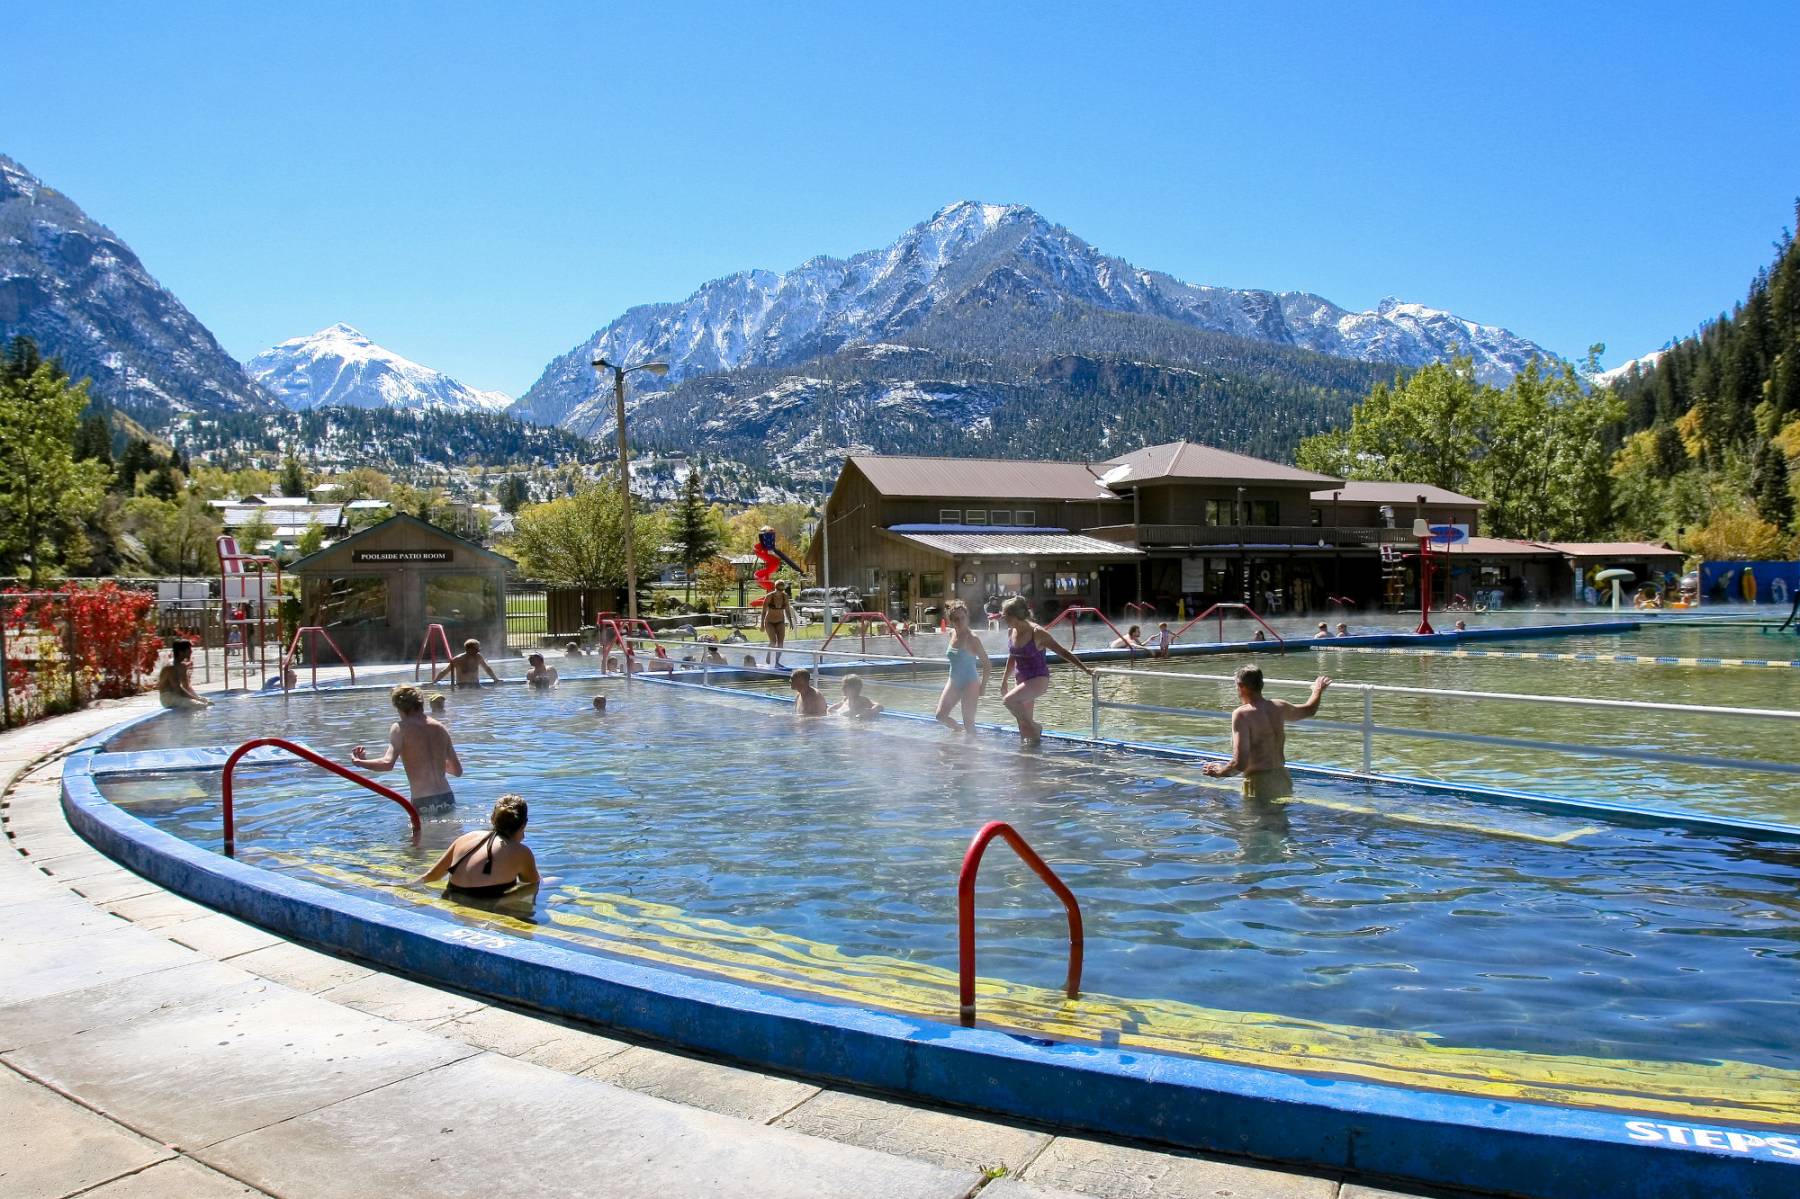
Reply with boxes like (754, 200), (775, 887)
(96, 677), (1800, 1127)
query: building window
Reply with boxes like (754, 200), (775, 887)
(313, 577), (387, 628)
(1015, 508), (1036, 526)
(963, 511), (988, 526)
(425, 575), (498, 624)
(1204, 499), (1234, 526)
(1248, 500), (1280, 525)
(990, 510), (1012, 526)
(919, 571), (945, 601)
(938, 509), (962, 524)
(1311, 507), (1323, 528)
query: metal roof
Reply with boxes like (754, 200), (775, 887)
(848, 456), (1118, 501)
(1310, 481), (1486, 507)
(884, 530), (1143, 559)
(1096, 441), (1342, 488)
(1436, 536), (1560, 557)
(1538, 541), (1683, 559)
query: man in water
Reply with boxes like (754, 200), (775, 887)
(349, 684), (463, 809)
(788, 668), (828, 717)
(1201, 666), (1330, 800)
(433, 639), (500, 688)
(525, 652), (559, 688)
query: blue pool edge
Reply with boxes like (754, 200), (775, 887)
(59, 713), (1800, 1199)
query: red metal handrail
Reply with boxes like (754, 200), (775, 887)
(820, 611), (915, 658)
(1124, 601), (1156, 618)
(598, 617), (664, 669)
(1172, 602), (1285, 648)
(957, 820), (1083, 1025)
(415, 622), (454, 681)
(280, 625), (355, 687)
(1044, 606), (1135, 654)
(220, 736), (420, 856)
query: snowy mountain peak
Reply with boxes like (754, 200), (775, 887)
(247, 325), (512, 414)
(511, 202), (1554, 428)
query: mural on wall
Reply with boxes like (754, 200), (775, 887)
(1698, 561), (1800, 606)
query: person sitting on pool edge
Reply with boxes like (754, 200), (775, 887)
(1334, 622), (1350, 637)
(349, 684), (463, 810)
(1111, 624), (1145, 651)
(432, 638), (501, 688)
(789, 668), (828, 717)
(1201, 665), (1330, 800)
(525, 652), (559, 688)
(410, 794), (541, 901)
(830, 674), (883, 719)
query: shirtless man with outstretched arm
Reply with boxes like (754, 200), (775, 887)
(433, 639), (501, 688)
(349, 684), (464, 808)
(1201, 666), (1330, 800)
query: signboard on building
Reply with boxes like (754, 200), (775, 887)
(352, 549), (454, 564)
(1180, 556), (1207, 592)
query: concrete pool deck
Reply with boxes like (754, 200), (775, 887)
(2, 697), (1457, 1199)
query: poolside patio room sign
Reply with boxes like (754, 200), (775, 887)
(352, 549), (454, 563)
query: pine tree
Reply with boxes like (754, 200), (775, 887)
(73, 410), (114, 466)
(1755, 442), (1794, 529)
(671, 469), (719, 602)
(280, 456), (307, 497)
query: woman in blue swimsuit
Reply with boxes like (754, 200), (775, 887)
(999, 595), (1091, 745)
(935, 601), (990, 733)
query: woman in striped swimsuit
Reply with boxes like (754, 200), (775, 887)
(999, 595), (1091, 745)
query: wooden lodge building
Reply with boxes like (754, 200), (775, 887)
(815, 442), (1680, 620)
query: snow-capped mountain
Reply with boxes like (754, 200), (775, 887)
(247, 324), (512, 413)
(513, 201), (1553, 428)
(1594, 348), (1669, 388)
(0, 154), (274, 419)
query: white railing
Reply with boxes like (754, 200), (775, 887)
(1088, 667), (1800, 780)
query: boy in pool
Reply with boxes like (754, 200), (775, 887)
(433, 638), (501, 688)
(830, 674), (883, 719)
(1334, 622), (1350, 637)
(428, 692), (447, 716)
(1201, 665), (1331, 800)
(789, 668), (828, 717)
(525, 652), (559, 688)
(592, 695), (607, 713)
(1315, 622), (1329, 638)
(349, 684), (463, 809)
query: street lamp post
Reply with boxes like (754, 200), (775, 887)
(592, 356), (670, 622)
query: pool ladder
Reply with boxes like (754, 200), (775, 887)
(958, 821), (1083, 1025)
(221, 737), (420, 856)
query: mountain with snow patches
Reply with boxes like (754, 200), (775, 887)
(0, 154), (274, 420)
(512, 200), (1554, 431)
(247, 324), (512, 414)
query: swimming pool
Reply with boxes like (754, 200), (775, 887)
(88, 676), (1800, 1140)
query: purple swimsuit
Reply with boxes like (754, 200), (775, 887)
(1010, 633), (1051, 682)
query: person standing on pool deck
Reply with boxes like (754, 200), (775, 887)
(936, 601), (990, 733)
(1201, 665), (1331, 800)
(999, 595), (1090, 745)
(762, 579), (793, 668)
(433, 638), (501, 688)
(349, 684), (463, 809)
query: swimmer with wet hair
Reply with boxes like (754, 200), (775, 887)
(592, 695), (607, 713)
(789, 668), (828, 717)
(1201, 665), (1331, 800)
(349, 684), (463, 809)
(433, 638), (500, 688)
(412, 793), (541, 900)
(830, 674), (883, 719)
(428, 692), (447, 716)
(525, 652), (559, 688)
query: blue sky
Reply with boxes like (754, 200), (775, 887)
(4, 3), (1797, 396)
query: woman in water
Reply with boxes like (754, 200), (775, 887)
(412, 794), (541, 901)
(999, 595), (1089, 745)
(934, 601), (989, 733)
(157, 639), (210, 710)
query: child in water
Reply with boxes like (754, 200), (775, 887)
(428, 692), (447, 716)
(830, 674), (883, 719)
(789, 668), (828, 717)
(1154, 622), (1174, 658)
(525, 652), (559, 688)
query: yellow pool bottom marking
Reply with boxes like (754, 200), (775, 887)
(271, 849), (1799, 1129)
(1321, 645), (1800, 670)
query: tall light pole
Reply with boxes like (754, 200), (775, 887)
(592, 356), (670, 622)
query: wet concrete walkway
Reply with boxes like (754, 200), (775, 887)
(0, 694), (1457, 1199)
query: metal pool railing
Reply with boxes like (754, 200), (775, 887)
(220, 736), (420, 856)
(1087, 667), (1800, 780)
(957, 820), (1083, 1025)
